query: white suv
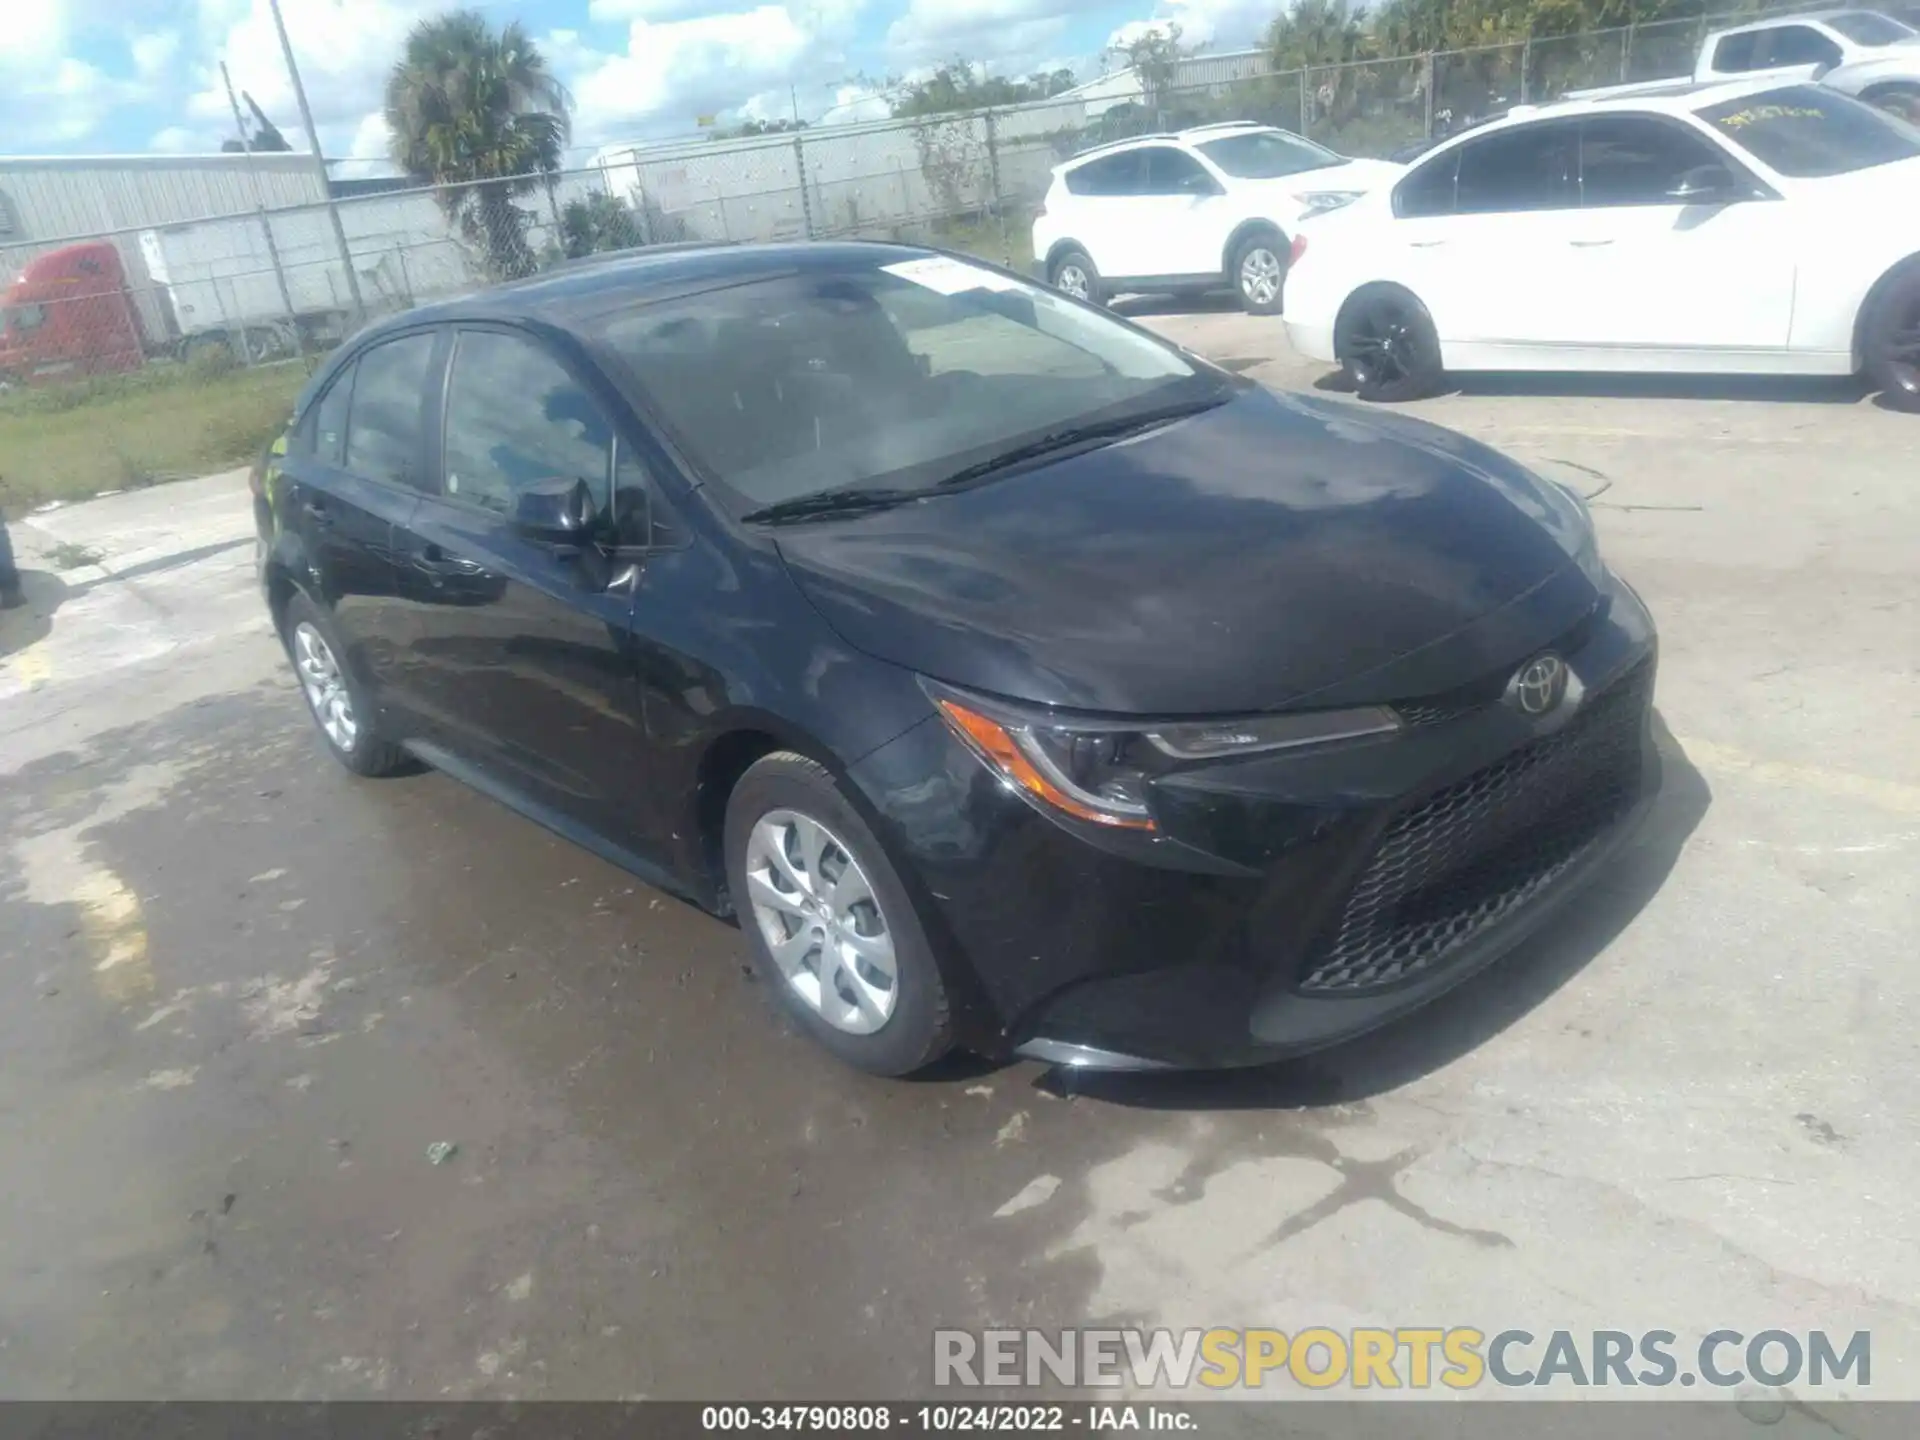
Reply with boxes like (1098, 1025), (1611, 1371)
(1030, 122), (1404, 314)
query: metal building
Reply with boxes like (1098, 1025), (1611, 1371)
(0, 153), (327, 246)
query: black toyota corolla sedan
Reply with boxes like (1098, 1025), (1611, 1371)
(254, 240), (1658, 1076)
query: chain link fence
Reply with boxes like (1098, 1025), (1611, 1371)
(0, 0), (1838, 502)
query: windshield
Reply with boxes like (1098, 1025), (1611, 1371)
(1825, 9), (1916, 43)
(594, 256), (1223, 511)
(1196, 129), (1343, 178)
(1696, 84), (1920, 175)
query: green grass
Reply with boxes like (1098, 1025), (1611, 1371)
(0, 360), (309, 512)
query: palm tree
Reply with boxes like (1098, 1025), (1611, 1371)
(385, 11), (572, 280)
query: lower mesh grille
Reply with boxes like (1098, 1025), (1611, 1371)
(1299, 661), (1652, 996)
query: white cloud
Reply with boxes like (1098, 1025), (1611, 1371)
(571, 6), (830, 141)
(132, 30), (183, 80)
(187, 0), (440, 147)
(588, 0), (730, 22)
(885, 0), (1115, 72)
(150, 125), (199, 153)
(819, 81), (893, 124)
(1107, 0), (1274, 54)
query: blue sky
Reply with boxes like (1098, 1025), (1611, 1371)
(4, 0), (1280, 172)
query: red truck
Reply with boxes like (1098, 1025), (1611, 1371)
(0, 241), (148, 384)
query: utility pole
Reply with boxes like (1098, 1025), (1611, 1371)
(221, 60), (303, 362)
(266, 0), (367, 322)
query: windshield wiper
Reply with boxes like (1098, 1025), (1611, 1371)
(932, 396), (1227, 491)
(741, 485), (924, 525)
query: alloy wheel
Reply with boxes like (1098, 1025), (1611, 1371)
(1347, 303), (1417, 386)
(1055, 264), (1091, 300)
(1239, 247), (1283, 308)
(292, 621), (359, 753)
(744, 809), (899, 1035)
(1880, 293), (1920, 397)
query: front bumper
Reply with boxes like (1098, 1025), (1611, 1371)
(849, 571), (1660, 1070)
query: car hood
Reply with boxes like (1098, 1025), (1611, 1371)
(1249, 157), (1404, 198)
(774, 387), (1601, 716)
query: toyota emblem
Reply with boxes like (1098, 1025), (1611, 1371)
(1508, 654), (1570, 716)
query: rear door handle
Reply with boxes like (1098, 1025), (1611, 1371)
(1409, 239), (1448, 248)
(1569, 238), (1615, 247)
(301, 498), (332, 528)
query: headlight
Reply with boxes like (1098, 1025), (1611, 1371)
(924, 681), (1402, 832)
(1296, 191), (1365, 219)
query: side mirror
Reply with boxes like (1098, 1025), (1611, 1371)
(1667, 163), (1741, 203)
(513, 476), (598, 545)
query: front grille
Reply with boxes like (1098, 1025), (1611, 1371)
(1299, 660), (1652, 995)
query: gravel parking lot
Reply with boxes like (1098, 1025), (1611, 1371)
(1, 307), (1914, 1416)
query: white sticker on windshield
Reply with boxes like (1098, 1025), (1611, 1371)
(881, 256), (1022, 295)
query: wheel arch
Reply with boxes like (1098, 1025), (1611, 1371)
(1042, 239), (1089, 274)
(1850, 251), (1920, 371)
(691, 717), (847, 917)
(1221, 219), (1288, 275)
(1333, 280), (1438, 353)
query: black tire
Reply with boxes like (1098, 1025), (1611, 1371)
(280, 591), (412, 777)
(1863, 264), (1920, 413)
(1229, 232), (1287, 316)
(1335, 286), (1445, 403)
(724, 751), (954, 1076)
(1048, 248), (1106, 307)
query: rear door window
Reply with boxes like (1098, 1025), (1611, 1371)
(1454, 122), (1579, 213)
(1138, 146), (1217, 194)
(343, 332), (437, 492)
(308, 366), (354, 466)
(1578, 116), (1729, 206)
(1065, 152), (1146, 196)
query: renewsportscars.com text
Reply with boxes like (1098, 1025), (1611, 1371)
(934, 1327), (1871, 1391)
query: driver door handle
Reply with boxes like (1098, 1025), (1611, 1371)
(1409, 239), (1447, 248)
(1569, 238), (1615, 247)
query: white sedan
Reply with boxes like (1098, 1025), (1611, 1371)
(1281, 78), (1920, 410)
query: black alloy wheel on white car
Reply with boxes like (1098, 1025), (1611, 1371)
(1864, 263), (1920, 412)
(1335, 286), (1446, 403)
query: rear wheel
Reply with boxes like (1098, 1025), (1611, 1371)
(281, 592), (411, 777)
(1231, 233), (1287, 315)
(1336, 287), (1445, 403)
(725, 752), (954, 1076)
(1048, 248), (1106, 307)
(1863, 265), (1920, 412)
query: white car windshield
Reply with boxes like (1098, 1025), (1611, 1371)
(1824, 9), (1916, 44)
(594, 256), (1226, 512)
(1196, 130), (1344, 178)
(1697, 84), (1920, 175)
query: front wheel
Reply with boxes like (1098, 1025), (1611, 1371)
(1048, 248), (1106, 307)
(1863, 265), (1920, 413)
(725, 752), (954, 1076)
(1231, 234), (1287, 315)
(1336, 288), (1445, 403)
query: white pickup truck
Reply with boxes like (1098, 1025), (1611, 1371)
(1570, 8), (1920, 119)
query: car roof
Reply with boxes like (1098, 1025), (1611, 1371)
(346, 240), (947, 341)
(1058, 121), (1300, 169)
(1441, 74), (1824, 135)
(1711, 7), (1877, 34)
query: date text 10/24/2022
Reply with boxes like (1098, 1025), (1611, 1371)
(700, 1407), (1194, 1433)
